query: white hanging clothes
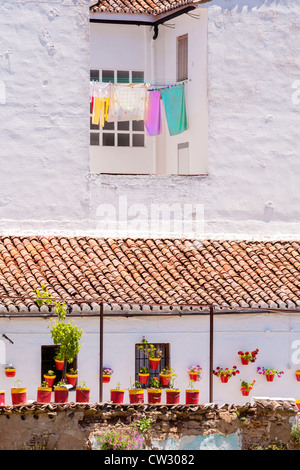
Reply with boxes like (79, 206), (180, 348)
(107, 83), (148, 122)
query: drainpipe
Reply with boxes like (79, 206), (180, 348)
(209, 306), (214, 403)
(150, 34), (157, 174)
(99, 302), (104, 402)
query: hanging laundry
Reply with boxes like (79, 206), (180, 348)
(160, 84), (187, 136)
(90, 82), (110, 127)
(107, 83), (148, 122)
(144, 90), (162, 136)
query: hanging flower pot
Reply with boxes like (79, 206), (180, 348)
(5, 366), (16, 378)
(147, 388), (162, 404)
(296, 401), (300, 411)
(166, 389), (181, 405)
(241, 388), (249, 396)
(55, 359), (64, 371)
(103, 375), (111, 383)
(213, 366), (240, 383)
(296, 371), (300, 382)
(66, 371), (78, 387)
(149, 358), (161, 370)
(187, 365), (202, 382)
(102, 368), (113, 383)
(240, 380), (255, 397)
(0, 391), (5, 405)
(238, 349), (259, 365)
(37, 387), (52, 403)
(266, 373), (275, 382)
(110, 388), (125, 404)
(138, 373), (149, 385)
(11, 387), (27, 405)
(185, 389), (199, 405)
(54, 386), (69, 403)
(220, 374), (229, 383)
(44, 371), (56, 388)
(76, 387), (90, 403)
(257, 367), (284, 381)
(129, 389), (144, 404)
(159, 374), (171, 386)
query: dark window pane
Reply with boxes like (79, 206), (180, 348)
(118, 133), (130, 147)
(133, 134), (144, 147)
(103, 133), (115, 146)
(103, 121), (114, 131)
(118, 121), (129, 131)
(90, 117), (99, 130)
(135, 343), (169, 388)
(132, 71), (144, 83)
(90, 69), (99, 81)
(117, 70), (129, 83)
(133, 120), (144, 132)
(102, 70), (114, 83)
(90, 133), (99, 146)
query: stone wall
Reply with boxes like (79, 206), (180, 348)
(0, 399), (299, 450)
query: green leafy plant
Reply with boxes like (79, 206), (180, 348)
(139, 366), (150, 374)
(240, 379), (256, 392)
(132, 415), (153, 434)
(92, 428), (144, 450)
(137, 337), (162, 359)
(159, 366), (175, 376)
(291, 416), (300, 444)
(68, 368), (78, 375)
(149, 377), (160, 389)
(130, 380), (143, 390)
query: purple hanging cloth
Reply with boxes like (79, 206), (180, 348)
(145, 90), (162, 136)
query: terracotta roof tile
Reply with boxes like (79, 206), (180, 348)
(0, 237), (299, 313)
(90, 0), (200, 16)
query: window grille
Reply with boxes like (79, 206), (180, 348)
(135, 343), (170, 388)
(41, 345), (77, 390)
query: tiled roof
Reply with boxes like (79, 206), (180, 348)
(90, 0), (201, 16)
(0, 237), (299, 314)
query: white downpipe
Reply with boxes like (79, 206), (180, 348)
(150, 35), (157, 175)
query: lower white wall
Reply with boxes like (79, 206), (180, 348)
(1, 311), (300, 406)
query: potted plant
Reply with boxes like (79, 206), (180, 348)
(11, 379), (27, 405)
(44, 370), (56, 388)
(187, 365), (203, 382)
(5, 363), (16, 377)
(110, 382), (125, 404)
(66, 367), (78, 387)
(54, 350), (65, 371)
(128, 381), (144, 404)
(0, 390), (5, 405)
(295, 370), (300, 382)
(37, 381), (52, 403)
(76, 381), (90, 403)
(257, 366), (284, 382)
(138, 366), (150, 385)
(240, 380), (256, 396)
(238, 349), (259, 365)
(213, 366), (240, 383)
(103, 367), (113, 383)
(185, 380), (200, 405)
(147, 377), (163, 404)
(159, 367), (175, 387)
(54, 380), (69, 403)
(137, 337), (162, 370)
(165, 376), (180, 405)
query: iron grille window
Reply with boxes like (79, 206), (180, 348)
(177, 34), (188, 82)
(135, 343), (170, 388)
(41, 345), (77, 390)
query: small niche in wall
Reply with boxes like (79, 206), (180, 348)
(178, 142), (189, 175)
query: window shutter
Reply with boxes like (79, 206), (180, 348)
(177, 34), (188, 82)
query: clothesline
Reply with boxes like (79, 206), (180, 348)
(90, 81), (187, 136)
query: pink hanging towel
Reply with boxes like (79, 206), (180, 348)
(145, 90), (162, 136)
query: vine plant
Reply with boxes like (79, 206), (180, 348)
(35, 286), (82, 380)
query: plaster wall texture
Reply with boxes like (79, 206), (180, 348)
(0, 1), (299, 239)
(1, 312), (300, 406)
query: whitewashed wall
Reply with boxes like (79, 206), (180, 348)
(1, 312), (300, 406)
(0, 0), (299, 239)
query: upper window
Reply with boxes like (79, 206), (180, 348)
(177, 34), (188, 82)
(135, 342), (170, 387)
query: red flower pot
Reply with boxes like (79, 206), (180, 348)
(129, 390), (144, 404)
(296, 401), (300, 411)
(166, 389), (180, 405)
(11, 388), (27, 405)
(0, 391), (5, 405)
(44, 374), (56, 388)
(103, 375), (111, 383)
(296, 372), (300, 382)
(189, 372), (200, 382)
(110, 389), (125, 404)
(240, 357), (249, 365)
(149, 358), (161, 370)
(55, 360), (64, 371)
(76, 387), (90, 403)
(54, 387), (68, 403)
(66, 373), (78, 387)
(220, 375), (229, 383)
(5, 368), (16, 377)
(266, 373), (275, 382)
(139, 373), (149, 385)
(160, 374), (171, 386)
(241, 388), (249, 396)
(37, 387), (52, 403)
(147, 389), (162, 404)
(185, 390), (199, 405)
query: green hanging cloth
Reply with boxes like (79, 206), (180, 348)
(161, 84), (187, 136)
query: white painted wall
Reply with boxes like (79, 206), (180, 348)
(0, 1), (299, 238)
(1, 312), (300, 406)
